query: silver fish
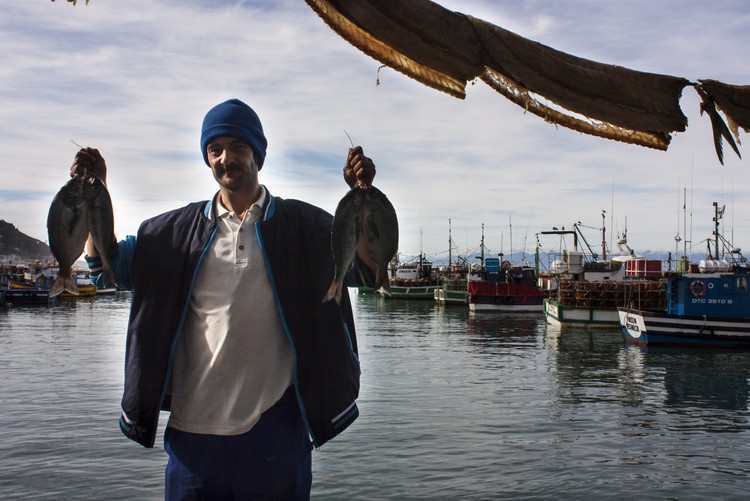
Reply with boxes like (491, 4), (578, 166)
(47, 177), (89, 296)
(323, 185), (399, 304)
(46, 174), (115, 296)
(83, 175), (116, 288)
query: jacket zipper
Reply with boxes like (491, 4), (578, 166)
(156, 212), (219, 428)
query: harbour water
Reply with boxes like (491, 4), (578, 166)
(2, 292), (750, 500)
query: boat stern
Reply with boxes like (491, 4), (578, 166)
(618, 308), (648, 344)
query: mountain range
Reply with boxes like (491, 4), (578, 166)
(0, 220), (53, 262)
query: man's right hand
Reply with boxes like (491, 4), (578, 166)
(70, 147), (107, 184)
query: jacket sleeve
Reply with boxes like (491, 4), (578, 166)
(85, 235), (137, 291)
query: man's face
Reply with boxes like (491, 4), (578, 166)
(205, 136), (259, 192)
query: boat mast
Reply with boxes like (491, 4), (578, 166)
(420, 226), (424, 264)
(601, 209), (607, 261)
(480, 223), (485, 269)
(674, 182), (681, 270)
(448, 219), (452, 268)
(683, 187), (688, 261)
(509, 215), (513, 266)
(713, 201), (724, 260)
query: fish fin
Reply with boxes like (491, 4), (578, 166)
(374, 265), (391, 295)
(50, 275), (79, 297)
(698, 86), (741, 165)
(323, 279), (343, 304)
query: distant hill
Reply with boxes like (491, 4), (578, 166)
(0, 220), (53, 262)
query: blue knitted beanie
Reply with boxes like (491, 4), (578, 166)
(200, 98), (267, 169)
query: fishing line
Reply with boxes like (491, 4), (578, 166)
(343, 130), (355, 148)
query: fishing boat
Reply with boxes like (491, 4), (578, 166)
(540, 221), (666, 328)
(1, 266), (58, 305)
(1, 274), (57, 305)
(434, 276), (469, 305)
(466, 259), (550, 312)
(95, 285), (118, 295)
(382, 254), (440, 300)
(618, 266), (750, 348)
(545, 279), (665, 328)
(61, 284), (97, 298)
(434, 219), (470, 306)
(618, 202), (750, 348)
(462, 221), (550, 312)
(2, 286), (57, 305)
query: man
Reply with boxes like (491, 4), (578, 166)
(71, 98), (378, 499)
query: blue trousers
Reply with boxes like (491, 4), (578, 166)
(164, 386), (312, 500)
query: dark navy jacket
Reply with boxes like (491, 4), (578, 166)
(89, 188), (372, 448)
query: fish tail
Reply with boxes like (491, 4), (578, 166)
(376, 267), (392, 295)
(323, 278), (343, 304)
(50, 274), (79, 297)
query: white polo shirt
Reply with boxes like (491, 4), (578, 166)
(167, 187), (294, 435)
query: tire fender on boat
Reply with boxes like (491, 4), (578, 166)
(689, 280), (706, 298)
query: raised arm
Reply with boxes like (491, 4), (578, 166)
(343, 146), (379, 274)
(70, 147), (110, 258)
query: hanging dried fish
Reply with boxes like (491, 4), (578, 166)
(305, 0), (750, 163)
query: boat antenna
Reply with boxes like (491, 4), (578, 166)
(732, 175), (735, 248)
(420, 226), (424, 264)
(509, 214), (513, 266)
(684, 186), (688, 261)
(674, 180), (681, 271)
(601, 209), (607, 261)
(481, 223), (485, 268)
(610, 173), (615, 253)
(688, 160), (694, 262)
(448, 219), (452, 267)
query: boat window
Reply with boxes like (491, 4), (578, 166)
(737, 276), (748, 291)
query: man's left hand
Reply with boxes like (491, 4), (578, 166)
(344, 146), (376, 189)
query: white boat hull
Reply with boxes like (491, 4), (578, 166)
(543, 299), (619, 328)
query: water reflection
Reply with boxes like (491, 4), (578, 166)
(544, 326), (635, 404)
(646, 347), (750, 416)
(543, 322), (750, 429)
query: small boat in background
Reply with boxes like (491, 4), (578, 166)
(383, 254), (440, 300)
(2, 287), (57, 305)
(461, 221), (550, 312)
(1, 265), (57, 306)
(434, 276), (468, 305)
(434, 219), (470, 306)
(466, 259), (550, 312)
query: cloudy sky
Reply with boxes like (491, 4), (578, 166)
(3, 0), (750, 265)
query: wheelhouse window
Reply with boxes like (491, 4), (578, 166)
(736, 276), (748, 291)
